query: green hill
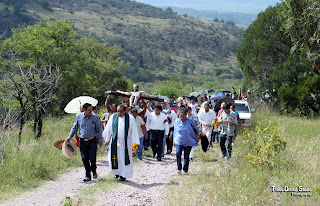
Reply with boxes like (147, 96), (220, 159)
(0, 0), (244, 85)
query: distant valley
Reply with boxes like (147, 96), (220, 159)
(161, 7), (257, 28)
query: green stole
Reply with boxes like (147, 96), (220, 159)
(111, 113), (130, 169)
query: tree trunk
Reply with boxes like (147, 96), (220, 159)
(17, 107), (25, 150)
(33, 105), (37, 134)
(36, 109), (43, 139)
(307, 103), (319, 113)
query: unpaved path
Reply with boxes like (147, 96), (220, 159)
(95, 154), (178, 206)
(1, 158), (110, 206)
(1, 152), (180, 206)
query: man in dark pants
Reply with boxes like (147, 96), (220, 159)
(66, 103), (103, 181)
(147, 105), (168, 161)
(218, 103), (237, 160)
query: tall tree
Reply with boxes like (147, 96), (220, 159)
(278, 0), (320, 113)
(0, 18), (129, 138)
(280, 0), (320, 66)
(237, 5), (293, 90)
(237, 4), (319, 114)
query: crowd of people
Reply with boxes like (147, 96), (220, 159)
(66, 90), (242, 182)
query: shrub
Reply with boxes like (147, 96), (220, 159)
(242, 120), (286, 169)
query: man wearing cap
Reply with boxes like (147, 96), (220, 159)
(66, 103), (103, 182)
(218, 103), (237, 160)
(103, 105), (140, 181)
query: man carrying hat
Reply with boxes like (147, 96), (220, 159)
(66, 103), (103, 182)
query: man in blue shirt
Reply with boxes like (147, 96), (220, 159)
(66, 103), (103, 181)
(173, 110), (199, 174)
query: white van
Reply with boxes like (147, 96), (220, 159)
(234, 100), (254, 126)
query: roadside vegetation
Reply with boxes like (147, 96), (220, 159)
(166, 109), (320, 205)
(0, 114), (107, 204)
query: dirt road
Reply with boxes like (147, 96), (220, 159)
(2, 152), (179, 206)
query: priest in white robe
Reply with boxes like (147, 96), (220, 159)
(103, 105), (140, 181)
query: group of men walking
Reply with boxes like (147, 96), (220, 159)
(65, 92), (241, 182)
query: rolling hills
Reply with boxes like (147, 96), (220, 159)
(0, 0), (244, 85)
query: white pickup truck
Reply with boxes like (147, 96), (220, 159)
(234, 100), (254, 126)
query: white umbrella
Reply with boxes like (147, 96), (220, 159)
(157, 95), (170, 102)
(64, 96), (98, 114)
(187, 92), (200, 98)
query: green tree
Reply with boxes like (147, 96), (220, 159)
(233, 70), (243, 79)
(226, 20), (235, 27)
(40, 0), (51, 10)
(13, 3), (22, 15)
(237, 5), (292, 91)
(280, 0), (320, 65)
(0, 18), (128, 137)
(237, 4), (319, 114)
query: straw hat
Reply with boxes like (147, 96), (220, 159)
(62, 141), (78, 159)
(54, 140), (65, 150)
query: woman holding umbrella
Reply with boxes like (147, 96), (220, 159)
(173, 110), (200, 174)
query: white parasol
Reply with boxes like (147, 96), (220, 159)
(64, 96), (98, 114)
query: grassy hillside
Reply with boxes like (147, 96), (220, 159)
(0, 0), (244, 86)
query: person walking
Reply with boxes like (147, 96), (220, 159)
(174, 110), (199, 174)
(218, 103), (237, 160)
(230, 105), (241, 143)
(147, 105), (169, 161)
(66, 103), (103, 182)
(131, 109), (148, 160)
(212, 125), (220, 144)
(200, 94), (208, 104)
(102, 105), (140, 181)
(188, 97), (199, 116)
(198, 102), (216, 145)
(161, 101), (171, 157)
(186, 106), (201, 161)
(166, 109), (177, 154)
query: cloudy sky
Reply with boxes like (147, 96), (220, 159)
(134, 0), (281, 13)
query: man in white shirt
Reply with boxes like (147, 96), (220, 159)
(147, 105), (169, 161)
(189, 97), (200, 116)
(182, 96), (188, 105)
(161, 101), (170, 157)
(143, 109), (151, 150)
(198, 102), (217, 143)
(166, 109), (177, 154)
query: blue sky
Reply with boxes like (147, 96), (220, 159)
(134, 0), (281, 13)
